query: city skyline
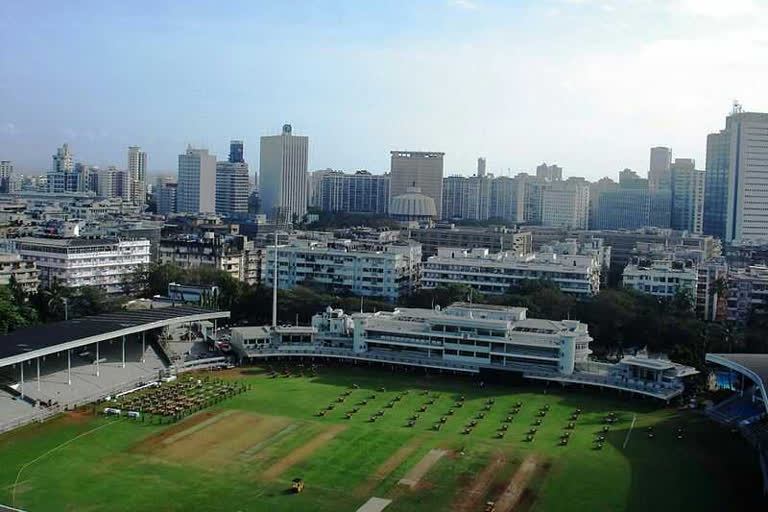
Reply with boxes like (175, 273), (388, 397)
(2, 1), (767, 178)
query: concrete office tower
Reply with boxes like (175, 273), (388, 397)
(229, 140), (244, 163)
(390, 151), (444, 218)
(670, 158), (705, 234)
(649, 146), (672, 192)
(536, 163), (562, 182)
(477, 157), (487, 178)
(216, 160), (249, 217)
(260, 124), (309, 222)
(704, 106), (768, 242)
(588, 177), (618, 229)
(0, 161), (13, 193)
(541, 177), (590, 229)
(74, 163), (91, 193)
(177, 146), (216, 214)
(127, 146), (148, 205)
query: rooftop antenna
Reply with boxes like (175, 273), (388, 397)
(360, 296), (364, 313)
(732, 100), (743, 114)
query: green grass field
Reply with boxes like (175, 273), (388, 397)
(0, 364), (763, 511)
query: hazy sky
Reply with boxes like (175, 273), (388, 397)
(1, 0), (767, 181)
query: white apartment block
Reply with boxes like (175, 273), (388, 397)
(727, 265), (768, 324)
(622, 261), (698, 302)
(127, 146), (148, 205)
(265, 240), (422, 302)
(541, 178), (589, 229)
(390, 151), (444, 218)
(158, 233), (262, 285)
(177, 147), (216, 214)
(0, 253), (39, 293)
(16, 237), (150, 293)
(422, 247), (601, 296)
(260, 124), (309, 222)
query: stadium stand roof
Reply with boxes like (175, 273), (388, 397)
(706, 353), (768, 413)
(0, 306), (229, 367)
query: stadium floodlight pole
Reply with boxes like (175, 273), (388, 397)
(141, 332), (146, 363)
(67, 349), (71, 385)
(96, 342), (100, 377)
(122, 335), (126, 369)
(36, 357), (40, 392)
(272, 227), (279, 329)
(20, 362), (24, 399)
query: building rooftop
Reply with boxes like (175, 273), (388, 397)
(17, 237), (120, 247)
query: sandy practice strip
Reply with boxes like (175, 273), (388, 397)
(356, 497), (392, 512)
(162, 410), (237, 445)
(454, 454), (507, 512)
(398, 449), (447, 489)
(493, 456), (538, 512)
(240, 423), (299, 459)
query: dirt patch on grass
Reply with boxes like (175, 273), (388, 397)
(398, 449), (447, 489)
(452, 453), (507, 512)
(492, 455), (538, 512)
(262, 423), (346, 479)
(355, 436), (426, 496)
(59, 408), (93, 426)
(134, 411), (292, 468)
(131, 410), (221, 454)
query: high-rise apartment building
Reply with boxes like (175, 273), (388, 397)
(442, 175), (489, 221)
(260, 124), (309, 222)
(477, 157), (487, 178)
(127, 146), (148, 205)
(535, 163), (562, 182)
(158, 182), (178, 216)
(649, 146), (672, 192)
(215, 161), (249, 217)
(0, 160), (13, 193)
(48, 143), (78, 193)
(541, 177), (590, 229)
(319, 170), (390, 214)
(518, 173), (548, 225)
(670, 158), (705, 234)
(593, 169), (651, 229)
(177, 146), (216, 214)
(390, 151), (444, 218)
(488, 176), (524, 222)
(703, 106), (768, 242)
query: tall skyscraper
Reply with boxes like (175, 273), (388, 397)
(703, 105), (768, 242)
(477, 157), (486, 178)
(593, 169), (651, 229)
(260, 124), (309, 222)
(127, 145), (148, 205)
(229, 140), (244, 163)
(390, 151), (444, 218)
(535, 163), (562, 182)
(670, 158), (705, 234)
(177, 146), (216, 214)
(649, 146), (672, 192)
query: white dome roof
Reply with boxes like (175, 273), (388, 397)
(390, 187), (437, 218)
